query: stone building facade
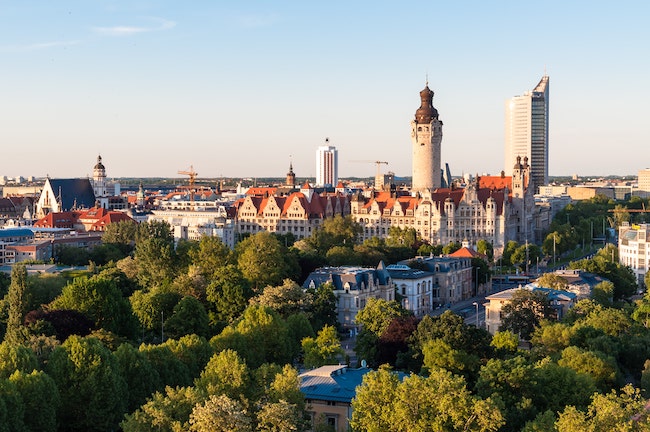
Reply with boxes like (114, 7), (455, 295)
(234, 183), (350, 240)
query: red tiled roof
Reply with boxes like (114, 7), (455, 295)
(247, 187), (278, 196)
(449, 247), (486, 259)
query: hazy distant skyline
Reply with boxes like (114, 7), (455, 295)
(1, 1), (649, 180)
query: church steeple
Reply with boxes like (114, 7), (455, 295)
(286, 161), (296, 187)
(93, 155), (107, 197)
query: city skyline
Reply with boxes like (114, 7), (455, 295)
(1, 1), (649, 179)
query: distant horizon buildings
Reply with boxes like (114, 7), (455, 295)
(316, 140), (338, 187)
(638, 169), (650, 192)
(505, 75), (550, 192)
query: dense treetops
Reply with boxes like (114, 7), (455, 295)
(0, 197), (649, 430)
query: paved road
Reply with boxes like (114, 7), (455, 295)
(431, 282), (519, 329)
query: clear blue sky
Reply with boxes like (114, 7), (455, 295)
(1, 1), (649, 180)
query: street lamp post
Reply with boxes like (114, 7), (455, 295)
(472, 301), (479, 327)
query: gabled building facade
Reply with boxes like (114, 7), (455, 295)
(36, 178), (96, 218)
(351, 159), (537, 257)
(302, 264), (394, 330)
(234, 183), (350, 241)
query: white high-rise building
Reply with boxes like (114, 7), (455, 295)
(505, 75), (549, 192)
(316, 140), (338, 187)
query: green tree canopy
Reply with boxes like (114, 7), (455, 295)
(114, 343), (161, 412)
(0, 342), (38, 379)
(302, 324), (344, 369)
(9, 369), (60, 432)
(205, 264), (252, 325)
(134, 220), (177, 287)
(236, 231), (296, 290)
(164, 296), (210, 339)
(535, 273), (569, 291)
(122, 385), (203, 432)
(50, 275), (139, 338)
(210, 305), (291, 368)
(250, 279), (309, 318)
(195, 349), (250, 402)
(556, 385), (650, 431)
(355, 297), (410, 337)
(306, 215), (362, 255)
(47, 336), (127, 432)
(351, 367), (504, 432)
(5, 264), (29, 346)
(189, 394), (253, 432)
(189, 235), (233, 278)
(499, 289), (554, 340)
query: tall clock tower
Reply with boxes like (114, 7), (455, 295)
(410, 83), (443, 193)
(93, 155), (107, 198)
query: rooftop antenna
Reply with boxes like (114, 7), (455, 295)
(425, 72), (429, 87)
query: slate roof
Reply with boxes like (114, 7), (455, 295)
(46, 178), (96, 211)
(0, 228), (34, 240)
(300, 366), (371, 403)
(386, 264), (434, 280)
(300, 365), (407, 404)
(302, 266), (388, 291)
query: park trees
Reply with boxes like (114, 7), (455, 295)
(236, 231), (297, 291)
(536, 273), (569, 291)
(189, 235), (233, 278)
(555, 385), (650, 431)
(50, 275), (139, 338)
(121, 385), (203, 432)
(195, 349), (251, 402)
(302, 324), (344, 369)
(134, 220), (177, 287)
(477, 239), (494, 262)
(189, 394), (253, 432)
(114, 343), (161, 412)
(354, 298), (411, 368)
(164, 296), (210, 339)
(305, 281), (338, 331)
(47, 336), (127, 432)
(306, 215), (362, 255)
(5, 264), (29, 345)
(499, 289), (554, 340)
(210, 305), (291, 368)
(9, 369), (60, 432)
(251, 279), (309, 319)
(205, 264), (251, 326)
(350, 367), (504, 432)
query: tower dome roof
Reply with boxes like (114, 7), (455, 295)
(94, 155), (105, 170)
(415, 85), (439, 123)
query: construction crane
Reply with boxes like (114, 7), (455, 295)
(351, 160), (389, 177)
(373, 161), (389, 178)
(607, 203), (650, 213)
(178, 165), (198, 202)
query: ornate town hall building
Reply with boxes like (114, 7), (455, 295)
(351, 85), (537, 257)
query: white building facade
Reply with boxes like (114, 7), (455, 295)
(386, 264), (434, 317)
(619, 222), (650, 287)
